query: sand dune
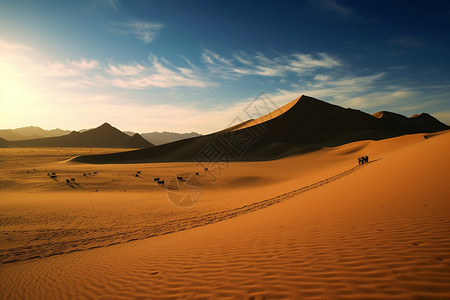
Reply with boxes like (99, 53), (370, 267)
(230, 96), (300, 131)
(1, 130), (449, 298)
(72, 95), (449, 164)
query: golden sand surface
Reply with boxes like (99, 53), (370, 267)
(1, 131), (449, 299)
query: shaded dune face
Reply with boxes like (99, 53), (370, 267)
(241, 96), (448, 147)
(372, 110), (449, 133)
(72, 95), (449, 164)
(251, 96), (380, 145)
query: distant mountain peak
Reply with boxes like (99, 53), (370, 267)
(139, 131), (202, 146)
(4, 122), (153, 148)
(124, 133), (154, 148)
(88, 123), (123, 134)
(99, 122), (113, 128)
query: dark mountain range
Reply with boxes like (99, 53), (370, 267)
(1, 126), (201, 146)
(123, 131), (202, 145)
(140, 132), (202, 146)
(123, 133), (154, 148)
(0, 126), (71, 141)
(0, 137), (9, 148)
(4, 123), (154, 148)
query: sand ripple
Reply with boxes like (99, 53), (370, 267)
(1, 165), (361, 264)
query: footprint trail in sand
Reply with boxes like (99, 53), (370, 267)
(0, 165), (362, 264)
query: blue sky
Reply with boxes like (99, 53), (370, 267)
(1, 0), (449, 133)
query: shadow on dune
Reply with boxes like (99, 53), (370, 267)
(71, 95), (449, 165)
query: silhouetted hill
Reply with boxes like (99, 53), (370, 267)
(372, 111), (448, 133)
(1, 126), (200, 145)
(123, 133), (155, 148)
(7, 123), (153, 148)
(72, 95), (450, 164)
(140, 132), (202, 145)
(124, 131), (201, 145)
(0, 126), (71, 141)
(409, 113), (449, 131)
(0, 137), (9, 147)
(0, 130), (29, 141)
(255, 96), (380, 145)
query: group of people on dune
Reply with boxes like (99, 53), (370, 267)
(358, 155), (369, 165)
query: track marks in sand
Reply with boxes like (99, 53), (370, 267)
(1, 165), (362, 264)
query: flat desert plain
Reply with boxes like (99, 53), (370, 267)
(1, 131), (450, 299)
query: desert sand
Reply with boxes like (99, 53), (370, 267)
(1, 130), (449, 299)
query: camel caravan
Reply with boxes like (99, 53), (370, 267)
(46, 171), (99, 189)
(358, 155), (369, 165)
(153, 168), (206, 187)
(83, 171), (98, 176)
(154, 177), (165, 186)
(47, 172), (57, 179)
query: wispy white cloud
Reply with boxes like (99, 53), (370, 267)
(314, 74), (329, 81)
(57, 56), (212, 89)
(202, 49), (341, 79)
(110, 56), (212, 89)
(327, 73), (385, 87)
(59, 74), (107, 89)
(202, 49), (233, 66)
(258, 72), (420, 113)
(106, 63), (146, 76)
(337, 90), (416, 109)
(392, 99), (445, 113)
(72, 59), (99, 70)
(0, 38), (211, 90)
(2, 38), (448, 134)
(232, 51), (253, 65)
(114, 21), (164, 44)
(290, 53), (341, 69)
(38, 59), (100, 77)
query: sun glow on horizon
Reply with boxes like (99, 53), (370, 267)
(0, 61), (40, 127)
(0, 0), (449, 132)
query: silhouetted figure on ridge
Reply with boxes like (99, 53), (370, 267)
(358, 156), (370, 165)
